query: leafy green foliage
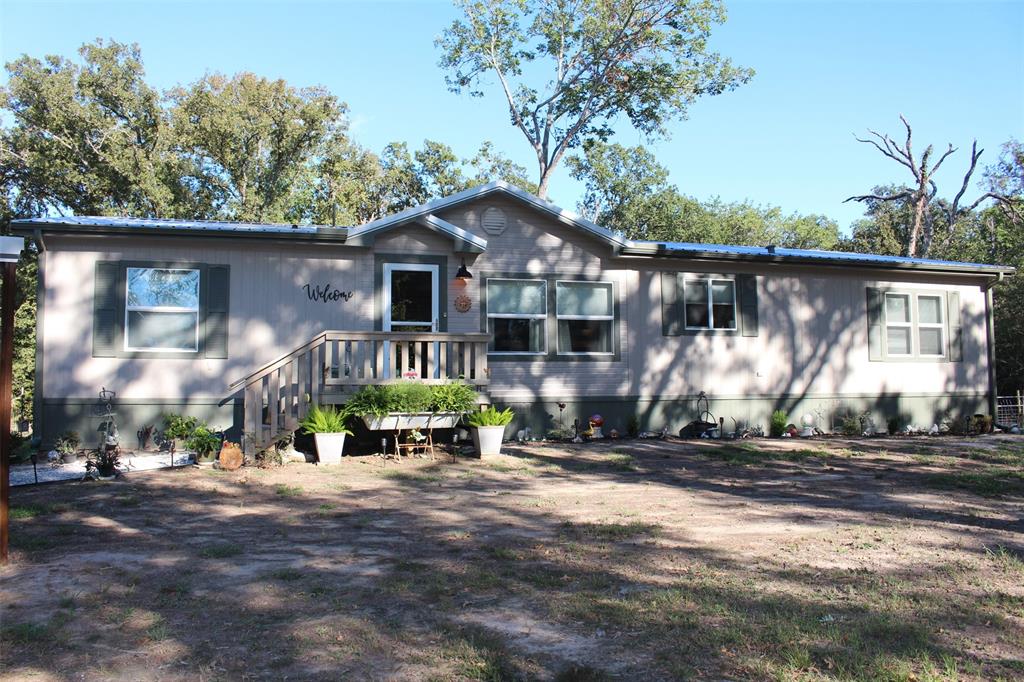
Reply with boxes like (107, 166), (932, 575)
(429, 381), (479, 414)
(465, 406), (515, 427)
(185, 424), (221, 456)
(342, 382), (479, 419)
(53, 431), (80, 456)
(769, 410), (788, 438)
(298, 405), (352, 435)
(438, 0), (753, 196)
(568, 141), (839, 249)
(162, 414), (198, 441)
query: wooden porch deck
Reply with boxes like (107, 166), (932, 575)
(229, 331), (490, 454)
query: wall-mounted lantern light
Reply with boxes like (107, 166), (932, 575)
(455, 259), (473, 281)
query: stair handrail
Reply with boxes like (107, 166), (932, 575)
(227, 331), (329, 392)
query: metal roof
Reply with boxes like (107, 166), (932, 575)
(11, 186), (1015, 277)
(623, 240), (1012, 273)
(11, 215), (343, 235)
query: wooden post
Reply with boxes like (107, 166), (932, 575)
(1, 260), (18, 564)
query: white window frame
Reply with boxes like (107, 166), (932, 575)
(485, 278), (547, 356)
(916, 294), (945, 358)
(555, 279), (615, 356)
(883, 292), (913, 357)
(683, 278), (738, 331)
(382, 262), (439, 332)
(124, 267), (201, 353)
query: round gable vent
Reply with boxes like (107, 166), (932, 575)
(481, 206), (507, 235)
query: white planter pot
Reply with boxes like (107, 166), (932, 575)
(313, 432), (347, 465)
(361, 412), (461, 431)
(471, 425), (507, 457)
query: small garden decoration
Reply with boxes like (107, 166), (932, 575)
(299, 405), (352, 465)
(54, 431), (81, 464)
(465, 406), (515, 457)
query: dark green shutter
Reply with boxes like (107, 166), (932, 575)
(204, 265), (230, 359)
(866, 287), (884, 361)
(737, 274), (759, 337)
(947, 291), (962, 362)
(93, 261), (121, 357)
(661, 272), (683, 336)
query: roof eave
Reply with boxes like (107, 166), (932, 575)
(618, 244), (1016, 277)
(9, 221), (350, 243)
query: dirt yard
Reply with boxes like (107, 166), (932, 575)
(2, 435), (1023, 681)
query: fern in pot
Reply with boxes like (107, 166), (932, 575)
(464, 407), (515, 457)
(299, 406), (352, 465)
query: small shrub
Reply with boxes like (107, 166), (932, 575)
(185, 424), (221, 458)
(298, 405), (351, 435)
(839, 413), (862, 437)
(163, 414), (198, 441)
(887, 416), (901, 435)
(769, 410), (788, 438)
(465, 406), (515, 427)
(429, 381), (479, 413)
(626, 415), (640, 438)
(53, 431), (80, 456)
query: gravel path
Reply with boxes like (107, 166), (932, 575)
(8, 451), (194, 486)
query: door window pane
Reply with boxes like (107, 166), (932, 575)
(391, 270), (433, 323)
(886, 327), (911, 355)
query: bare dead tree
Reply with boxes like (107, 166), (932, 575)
(845, 115), (965, 258)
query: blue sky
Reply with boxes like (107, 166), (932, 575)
(2, 0), (1022, 231)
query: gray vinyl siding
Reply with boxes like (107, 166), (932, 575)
(37, 191), (993, 442)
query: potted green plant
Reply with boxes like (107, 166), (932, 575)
(163, 414), (198, 452)
(86, 446), (121, 479)
(343, 381), (477, 432)
(465, 406), (515, 457)
(54, 431), (81, 464)
(299, 405), (352, 465)
(186, 423), (222, 464)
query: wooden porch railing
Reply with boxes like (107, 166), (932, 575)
(228, 331), (491, 455)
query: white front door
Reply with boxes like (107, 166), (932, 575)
(383, 263), (439, 332)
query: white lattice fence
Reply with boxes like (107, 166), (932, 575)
(996, 393), (1023, 427)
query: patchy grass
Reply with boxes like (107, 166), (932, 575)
(923, 467), (1024, 497)
(3, 435), (1022, 680)
(562, 520), (660, 541)
(379, 469), (444, 483)
(9, 504), (51, 519)
(604, 453), (636, 471)
(199, 542), (244, 559)
(274, 483), (303, 497)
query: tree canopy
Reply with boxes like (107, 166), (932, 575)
(437, 0), (752, 197)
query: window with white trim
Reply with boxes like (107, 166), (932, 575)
(486, 278), (546, 354)
(917, 295), (945, 356)
(684, 278), (737, 330)
(125, 268), (200, 352)
(555, 280), (614, 355)
(884, 293), (912, 356)
(883, 291), (946, 358)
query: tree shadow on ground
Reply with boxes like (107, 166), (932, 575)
(2, 438), (1023, 680)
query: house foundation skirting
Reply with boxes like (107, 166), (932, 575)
(37, 391), (988, 449)
(488, 392), (991, 438)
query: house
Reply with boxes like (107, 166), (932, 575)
(12, 182), (1014, 451)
